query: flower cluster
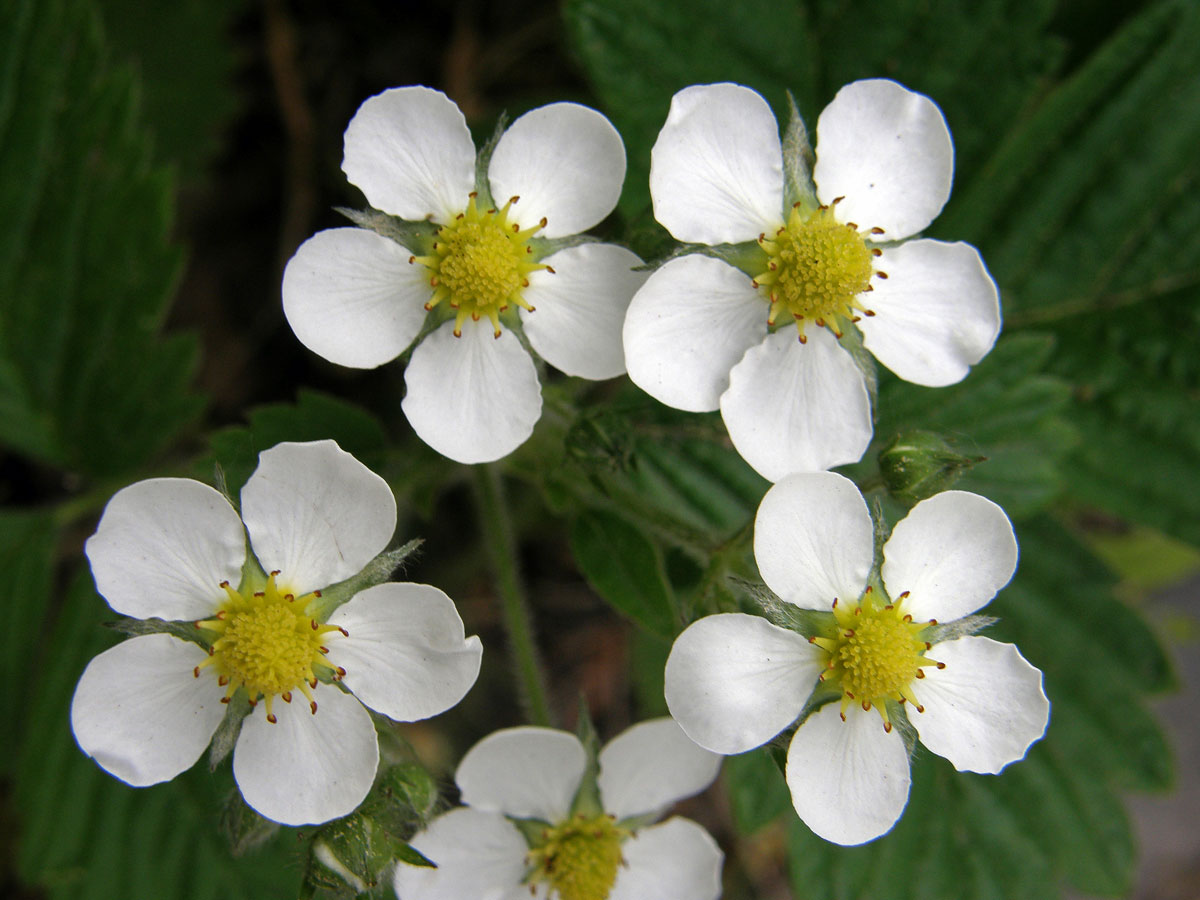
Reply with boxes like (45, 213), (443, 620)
(70, 72), (1053, 899)
(72, 440), (482, 826)
(664, 472), (1049, 845)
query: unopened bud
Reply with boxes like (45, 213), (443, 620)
(878, 430), (984, 504)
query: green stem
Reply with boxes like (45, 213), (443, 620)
(472, 464), (553, 727)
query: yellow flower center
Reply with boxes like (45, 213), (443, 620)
(411, 192), (550, 338)
(526, 813), (629, 900)
(194, 572), (346, 723)
(752, 203), (881, 342)
(810, 587), (943, 730)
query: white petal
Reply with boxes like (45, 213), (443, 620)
(664, 613), (822, 755)
(881, 490), (1017, 623)
(71, 634), (224, 787)
(910, 636), (1049, 774)
(623, 255), (766, 411)
(488, 103), (625, 239)
(241, 440), (397, 596)
(597, 718), (722, 820)
(858, 240), (1000, 387)
(786, 703), (910, 846)
(814, 79), (953, 240)
(326, 582), (482, 722)
(753, 472), (874, 609)
(720, 328), (873, 481)
(520, 243), (645, 380)
(341, 86), (474, 223)
(402, 322), (542, 464)
(281, 228), (431, 369)
(610, 817), (723, 900)
(394, 808), (534, 900)
(233, 683), (378, 826)
(650, 83), (783, 243)
(85, 478), (243, 620)
(456, 727), (586, 821)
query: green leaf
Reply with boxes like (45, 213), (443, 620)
(15, 573), (300, 899)
(0, 509), (57, 767)
(208, 389), (390, 495)
(781, 517), (1170, 899)
(96, 0), (243, 180)
(0, 0), (203, 477)
(1049, 300), (1200, 546)
(725, 748), (791, 835)
(570, 509), (679, 636)
(938, 0), (1200, 325)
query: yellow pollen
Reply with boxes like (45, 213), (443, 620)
(813, 589), (939, 727)
(195, 572), (346, 719)
(525, 814), (629, 900)
(412, 193), (549, 337)
(753, 203), (875, 342)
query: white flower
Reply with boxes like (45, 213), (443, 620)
(624, 80), (1001, 480)
(393, 719), (724, 900)
(282, 86), (645, 465)
(71, 440), (483, 826)
(664, 472), (1048, 845)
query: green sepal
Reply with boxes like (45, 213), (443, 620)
(781, 91), (818, 212)
(473, 113), (508, 206)
(307, 539), (423, 620)
(207, 692), (252, 771)
(218, 789), (279, 857)
(508, 815), (555, 848)
(926, 614), (998, 645)
(104, 615), (208, 648)
(335, 206), (439, 254)
(733, 576), (830, 639)
(569, 696), (606, 819)
(879, 429), (987, 505)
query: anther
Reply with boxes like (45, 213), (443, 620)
(309, 701), (318, 715)
(876, 271), (889, 278)
(282, 691), (292, 703)
(870, 227), (885, 234)
(267, 713), (278, 724)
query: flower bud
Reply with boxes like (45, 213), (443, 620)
(878, 430), (983, 504)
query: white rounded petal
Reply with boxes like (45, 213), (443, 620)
(520, 243), (646, 379)
(720, 327), (873, 481)
(597, 718), (722, 820)
(326, 582), (482, 722)
(488, 103), (625, 238)
(664, 613), (822, 755)
(233, 683), (378, 826)
(786, 703), (910, 846)
(858, 240), (1000, 387)
(610, 817), (723, 900)
(457, 727), (585, 821)
(342, 86), (474, 223)
(623, 255), (766, 412)
(70, 634), (224, 787)
(882, 490), (1017, 623)
(282, 228), (431, 369)
(650, 83), (783, 243)
(241, 440), (397, 596)
(754, 471), (874, 609)
(814, 79), (953, 240)
(394, 808), (533, 900)
(85, 478), (243, 620)
(402, 321), (542, 464)
(910, 637), (1049, 774)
